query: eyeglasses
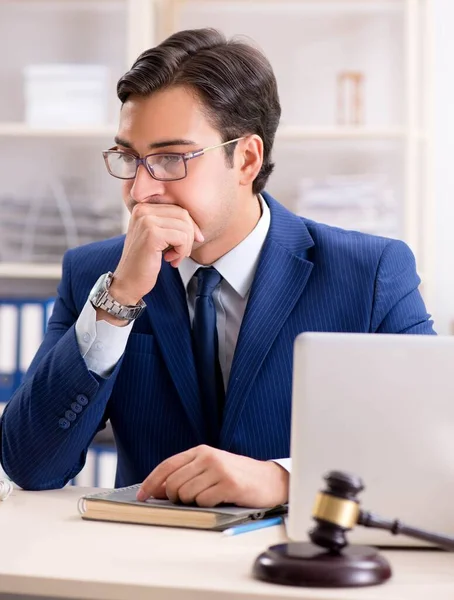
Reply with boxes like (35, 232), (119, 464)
(102, 137), (244, 181)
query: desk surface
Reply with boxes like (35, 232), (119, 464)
(1, 487), (454, 600)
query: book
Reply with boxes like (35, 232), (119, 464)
(78, 484), (286, 531)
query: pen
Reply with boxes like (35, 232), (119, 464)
(223, 516), (284, 537)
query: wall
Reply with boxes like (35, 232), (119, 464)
(432, 0), (454, 334)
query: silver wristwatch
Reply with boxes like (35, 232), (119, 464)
(89, 272), (146, 323)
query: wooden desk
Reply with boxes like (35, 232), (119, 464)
(0, 487), (454, 600)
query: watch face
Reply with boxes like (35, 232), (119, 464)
(89, 273), (108, 300)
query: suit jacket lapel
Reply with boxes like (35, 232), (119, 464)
(221, 193), (315, 449)
(144, 263), (205, 444)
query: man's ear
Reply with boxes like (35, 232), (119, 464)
(238, 135), (264, 187)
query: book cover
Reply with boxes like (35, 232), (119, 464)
(78, 484), (286, 531)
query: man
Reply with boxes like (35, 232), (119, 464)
(0, 29), (435, 507)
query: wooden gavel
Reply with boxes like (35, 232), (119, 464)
(309, 470), (454, 553)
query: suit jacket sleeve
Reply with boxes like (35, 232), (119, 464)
(0, 250), (125, 490)
(370, 239), (436, 334)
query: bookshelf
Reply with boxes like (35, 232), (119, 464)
(0, 124), (117, 138)
(155, 0), (431, 304)
(0, 0), (155, 486)
(0, 0), (155, 294)
(0, 123), (412, 140)
(0, 0), (432, 303)
(0, 0), (433, 485)
(0, 263), (62, 280)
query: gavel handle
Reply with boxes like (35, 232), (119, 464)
(358, 510), (454, 552)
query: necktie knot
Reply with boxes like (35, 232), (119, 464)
(196, 267), (222, 298)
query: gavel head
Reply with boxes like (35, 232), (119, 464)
(308, 471), (364, 553)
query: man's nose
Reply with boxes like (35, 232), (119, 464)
(130, 164), (166, 203)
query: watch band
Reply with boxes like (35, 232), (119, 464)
(90, 272), (146, 322)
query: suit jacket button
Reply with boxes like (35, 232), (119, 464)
(70, 402), (83, 414)
(58, 418), (70, 430)
(65, 410), (77, 422)
(76, 394), (89, 406)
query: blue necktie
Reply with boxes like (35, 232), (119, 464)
(193, 267), (224, 444)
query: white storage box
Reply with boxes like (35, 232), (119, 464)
(23, 64), (109, 128)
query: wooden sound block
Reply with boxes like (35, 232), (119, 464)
(252, 542), (392, 588)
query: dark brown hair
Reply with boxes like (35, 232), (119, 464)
(117, 28), (281, 194)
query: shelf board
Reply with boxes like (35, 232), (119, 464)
(0, 263), (61, 280)
(6, 1), (125, 12)
(276, 126), (418, 140)
(0, 123), (117, 138)
(180, 1), (404, 15)
(0, 124), (424, 142)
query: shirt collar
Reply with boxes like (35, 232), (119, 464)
(178, 194), (271, 299)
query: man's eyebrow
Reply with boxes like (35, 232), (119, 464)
(149, 139), (197, 150)
(114, 136), (134, 150)
(113, 137), (197, 151)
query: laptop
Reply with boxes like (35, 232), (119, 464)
(287, 332), (454, 548)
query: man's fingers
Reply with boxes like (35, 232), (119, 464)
(168, 469), (220, 505)
(137, 449), (196, 501)
(163, 248), (180, 263)
(145, 216), (193, 234)
(131, 202), (189, 220)
(131, 203), (204, 245)
(149, 481), (167, 499)
(154, 229), (192, 258)
(164, 460), (208, 503)
(194, 482), (227, 508)
(193, 222), (204, 243)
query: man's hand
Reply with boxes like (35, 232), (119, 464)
(136, 445), (289, 508)
(109, 204), (204, 308)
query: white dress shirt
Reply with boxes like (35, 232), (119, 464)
(75, 195), (290, 472)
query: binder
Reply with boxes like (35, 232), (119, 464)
(0, 303), (18, 406)
(0, 298), (54, 405)
(71, 444), (117, 488)
(0, 297), (117, 488)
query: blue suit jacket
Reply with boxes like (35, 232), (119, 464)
(0, 193), (435, 490)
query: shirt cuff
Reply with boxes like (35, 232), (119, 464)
(75, 298), (134, 378)
(270, 458), (291, 473)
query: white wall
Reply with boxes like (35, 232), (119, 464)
(432, 0), (454, 334)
